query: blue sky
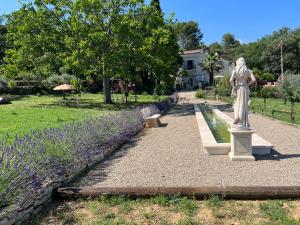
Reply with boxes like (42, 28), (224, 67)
(1, 0), (300, 44)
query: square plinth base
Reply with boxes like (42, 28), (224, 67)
(229, 128), (255, 161)
(229, 152), (255, 161)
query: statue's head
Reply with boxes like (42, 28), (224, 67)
(236, 57), (246, 67)
(235, 57), (249, 76)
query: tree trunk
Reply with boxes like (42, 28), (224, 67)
(102, 59), (112, 104)
(103, 77), (112, 104)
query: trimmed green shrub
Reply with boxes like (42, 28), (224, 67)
(195, 89), (206, 98)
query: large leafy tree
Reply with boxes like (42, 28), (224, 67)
(172, 21), (203, 50)
(137, 5), (182, 95)
(2, 0), (70, 79)
(1, 0), (181, 101)
(63, 0), (146, 103)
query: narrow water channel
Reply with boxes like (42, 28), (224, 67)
(199, 104), (231, 143)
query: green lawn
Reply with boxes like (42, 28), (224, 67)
(250, 97), (300, 125)
(0, 93), (163, 140)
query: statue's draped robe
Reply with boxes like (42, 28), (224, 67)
(230, 68), (256, 129)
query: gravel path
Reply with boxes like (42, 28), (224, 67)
(73, 92), (300, 187)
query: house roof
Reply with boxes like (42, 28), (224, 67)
(181, 49), (204, 55)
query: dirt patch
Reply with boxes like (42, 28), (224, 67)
(291, 201), (300, 219)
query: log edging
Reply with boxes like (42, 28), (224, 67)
(57, 186), (300, 200)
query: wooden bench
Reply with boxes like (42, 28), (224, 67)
(141, 107), (161, 128)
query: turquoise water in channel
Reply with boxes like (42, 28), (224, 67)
(199, 104), (231, 143)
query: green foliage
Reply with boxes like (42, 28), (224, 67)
(215, 75), (231, 96)
(258, 87), (278, 110)
(172, 21), (203, 50)
(209, 42), (222, 53)
(253, 68), (275, 81)
(43, 74), (76, 87)
(0, 19), (7, 65)
(205, 195), (224, 208)
(71, 77), (82, 93)
(222, 33), (240, 49)
(1, 0), (181, 102)
(259, 87), (277, 98)
(202, 52), (223, 85)
(280, 74), (300, 102)
(150, 195), (198, 216)
(221, 27), (300, 75)
(259, 200), (300, 225)
(171, 197), (198, 215)
(260, 72), (275, 81)
(195, 89), (206, 98)
(150, 0), (162, 14)
(7, 80), (16, 89)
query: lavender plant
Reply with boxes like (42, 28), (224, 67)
(0, 109), (144, 214)
(0, 95), (176, 221)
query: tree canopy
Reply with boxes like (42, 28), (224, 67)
(0, 0), (182, 102)
(172, 21), (203, 50)
(219, 28), (300, 76)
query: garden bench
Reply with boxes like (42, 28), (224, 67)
(141, 107), (161, 128)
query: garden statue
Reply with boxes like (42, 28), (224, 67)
(230, 57), (256, 130)
(229, 57), (256, 161)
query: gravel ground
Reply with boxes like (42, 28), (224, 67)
(73, 92), (300, 187)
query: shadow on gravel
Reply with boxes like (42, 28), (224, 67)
(167, 104), (195, 117)
(70, 133), (144, 187)
(255, 149), (300, 161)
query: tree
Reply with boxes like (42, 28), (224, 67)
(1, 0), (69, 80)
(150, 0), (162, 14)
(172, 21), (203, 50)
(64, 0), (144, 103)
(140, 7), (182, 95)
(221, 27), (300, 75)
(202, 52), (223, 85)
(0, 18), (7, 65)
(280, 74), (300, 120)
(1, 0), (181, 101)
(222, 33), (240, 49)
(209, 42), (222, 54)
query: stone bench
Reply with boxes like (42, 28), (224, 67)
(141, 107), (161, 128)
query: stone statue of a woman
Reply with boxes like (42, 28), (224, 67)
(230, 57), (256, 130)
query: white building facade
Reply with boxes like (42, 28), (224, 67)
(178, 49), (210, 89)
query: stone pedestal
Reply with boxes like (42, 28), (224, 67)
(228, 128), (255, 161)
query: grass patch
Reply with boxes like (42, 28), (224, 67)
(205, 195), (224, 208)
(250, 97), (300, 125)
(29, 198), (300, 225)
(0, 93), (165, 141)
(260, 200), (300, 225)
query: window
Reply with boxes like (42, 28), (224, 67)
(187, 60), (194, 70)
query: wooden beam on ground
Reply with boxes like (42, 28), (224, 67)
(57, 186), (300, 200)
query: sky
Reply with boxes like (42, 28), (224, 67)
(1, 0), (300, 44)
